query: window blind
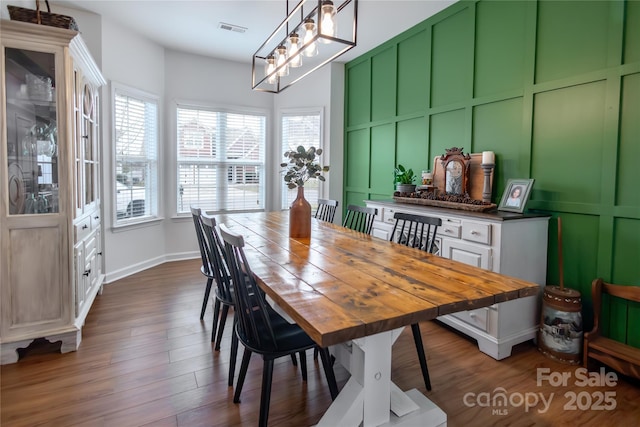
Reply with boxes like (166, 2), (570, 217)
(113, 89), (159, 224)
(176, 106), (265, 213)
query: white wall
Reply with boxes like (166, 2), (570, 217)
(272, 64), (345, 221)
(162, 49), (274, 258)
(99, 20), (167, 282)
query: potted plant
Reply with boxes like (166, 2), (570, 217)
(281, 146), (330, 238)
(394, 164), (416, 193)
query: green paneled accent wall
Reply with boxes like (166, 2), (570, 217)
(472, 98), (524, 198)
(371, 47), (397, 121)
(617, 73), (640, 207)
(431, 7), (473, 107)
(429, 109), (465, 161)
(625, 0), (640, 64)
(346, 61), (371, 126)
(397, 30), (429, 115)
(474, 0), (527, 97)
(535, 1), (611, 83)
(531, 82), (606, 205)
(370, 124), (396, 194)
(397, 117), (429, 171)
(345, 128), (370, 189)
(343, 0), (640, 345)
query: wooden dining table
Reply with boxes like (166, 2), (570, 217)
(219, 211), (540, 427)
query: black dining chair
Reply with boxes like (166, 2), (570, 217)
(199, 214), (233, 346)
(200, 212), (240, 386)
(314, 198), (339, 223)
(190, 206), (214, 320)
(342, 204), (377, 234)
(201, 213), (304, 387)
(219, 224), (339, 427)
(390, 211), (442, 391)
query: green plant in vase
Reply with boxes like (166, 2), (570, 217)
(281, 146), (330, 188)
(281, 146), (330, 238)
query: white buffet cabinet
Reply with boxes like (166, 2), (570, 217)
(365, 200), (549, 360)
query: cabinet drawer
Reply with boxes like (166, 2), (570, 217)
(91, 212), (101, 231)
(382, 207), (399, 225)
(462, 221), (491, 245)
(438, 223), (461, 239)
(452, 307), (489, 332)
(75, 217), (91, 241)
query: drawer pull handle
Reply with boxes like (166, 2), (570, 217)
(469, 312), (477, 318)
(471, 230), (479, 235)
(82, 224), (88, 230)
(83, 269), (91, 277)
(445, 228), (454, 233)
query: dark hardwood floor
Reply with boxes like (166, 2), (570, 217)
(2, 259), (639, 426)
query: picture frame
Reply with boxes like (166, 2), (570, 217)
(498, 179), (534, 213)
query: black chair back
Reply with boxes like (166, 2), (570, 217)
(390, 212), (442, 253)
(342, 204), (377, 234)
(190, 206), (212, 277)
(200, 213), (234, 305)
(314, 199), (339, 223)
(219, 224), (277, 351)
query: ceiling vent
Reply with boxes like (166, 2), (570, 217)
(218, 22), (247, 33)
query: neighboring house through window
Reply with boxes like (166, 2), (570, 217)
(113, 83), (159, 225)
(280, 109), (323, 210)
(176, 105), (266, 213)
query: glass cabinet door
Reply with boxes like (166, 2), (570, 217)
(82, 83), (98, 208)
(5, 47), (59, 215)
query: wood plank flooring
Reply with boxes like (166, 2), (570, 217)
(2, 259), (639, 426)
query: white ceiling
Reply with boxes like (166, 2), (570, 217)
(53, 0), (456, 64)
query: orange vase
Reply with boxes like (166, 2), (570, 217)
(289, 186), (311, 238)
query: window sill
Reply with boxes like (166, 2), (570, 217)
(171, 208), (265, 221)
(111, 216), (164, 233)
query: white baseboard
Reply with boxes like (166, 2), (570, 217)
(104, 251), (199, 284)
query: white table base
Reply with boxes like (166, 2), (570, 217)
(316, 328), (447, 427)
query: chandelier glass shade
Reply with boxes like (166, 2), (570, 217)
(252, 0), (358, 93)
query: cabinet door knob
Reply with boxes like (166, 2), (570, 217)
(82, 224), (88, 229)
(94, 216), (99, 220)
(83, 269), (91, 276)
(97, 252), (103, 256)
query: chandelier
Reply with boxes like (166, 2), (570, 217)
(252, 0), (358, 93)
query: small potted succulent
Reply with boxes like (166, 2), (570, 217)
(394, 164), (416, 193)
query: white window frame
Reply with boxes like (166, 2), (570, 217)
(175, 102), (267, 215)
(111, 82), (160, 228)
(279, 107), (325, 210)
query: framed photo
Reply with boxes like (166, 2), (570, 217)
(498, 179), (534, 213)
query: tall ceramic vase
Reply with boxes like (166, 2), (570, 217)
(289, 186), (311, 238)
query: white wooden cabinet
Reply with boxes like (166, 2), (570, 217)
(365, 200), (549, 360)
(0, 21), (106, 364)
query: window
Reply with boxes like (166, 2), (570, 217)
(281, 110), (323, 210)
(176, 106), (266, 214)
(113, 84), (159, 225)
